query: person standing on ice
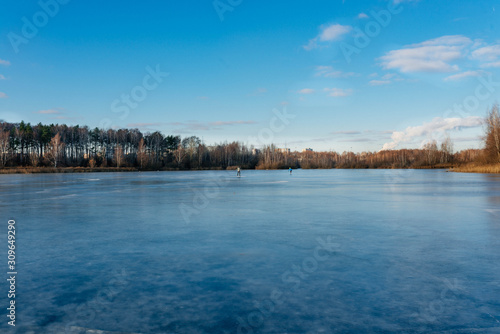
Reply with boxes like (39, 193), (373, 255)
(289, 167), (292, 175)
(237, 167), (241, 177)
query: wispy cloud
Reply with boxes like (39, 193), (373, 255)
(197, 96), (209, 100)
(304, 23), (352, 50)
(315, 66), (356, 78)
(127, 122), (164, 130)
(210, 120), (257, 126)
(332, 130), (361, 135)
(369, 80), (391, 86)
(380, 35), (472, 73)
(472, 45), (500, 61)
(0, 75), (5, 80)
(298, 88), (315, 94)
(248, 87), (267, 96)
(357, 13), (369, 19)
(34, 109), (61, 114)
(381, 73), (398, 80)
(393, 0), (420, 4)
(453, 135), (482, 142)
(168, 120), (257, 133)
(481, 61), (500, 68)
(33, 109), (83, 122)
(0, 59), (10, 66)
(339, 138), (373, 143)
(381, 116), (483, 150)
(369, 73), (405, 86)
(471, 45), (500, 68)
(324, 87), (353, 97)
(0, 92), (8, 98)
(444, 70), (486, 81)
(51, 115), (84, 121)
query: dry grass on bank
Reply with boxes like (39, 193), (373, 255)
(450, 163), (500, 174)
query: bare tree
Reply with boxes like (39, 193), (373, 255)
(182, 136), (201, 161)
(114, 145), (124, 167)
(174, 145), (186, 166)
(484, 104), (500, 163)
(47, 133), (65, 167)
(137, 138), (148, 169)
(0, 130), (9, 167)
(423, 140), (438, 165)
(440, 136), (454, 163)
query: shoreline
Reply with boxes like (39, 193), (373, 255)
(2, 164), (498, 174)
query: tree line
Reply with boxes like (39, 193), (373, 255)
(0, 105), (498, 170)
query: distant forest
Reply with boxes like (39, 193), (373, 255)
(0, 105), (499, 171)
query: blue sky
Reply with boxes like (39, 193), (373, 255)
(0, 0), (499, 152)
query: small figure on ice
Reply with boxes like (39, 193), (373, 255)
(289, 167), (292, 175)
(237, 167), (241, 177)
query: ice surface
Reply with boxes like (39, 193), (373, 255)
(0, 169), (499, 333)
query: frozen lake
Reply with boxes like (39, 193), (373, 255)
(1, 169), (500, 333)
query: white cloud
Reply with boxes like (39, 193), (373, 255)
(0, 75), (5, 80)
(315, 66), (356, 78)
(380, 35), (472, 73)
(298, 88), (315, 94)
(304, 24), (352, 50)
(0, 59), (10, 66)
(324, 87), (353, 97)
(381, 116), (483, 150)
(471, 45), (500, 61)
(481, 61), (500, 68)
(320, 24), (352, 41)
(358, 13), (369, 19)
(443, 70), (485, 81)
(0, 92), (8, 99)
(369, 80), (391, 86)
(472, 45), (500, 67)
